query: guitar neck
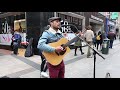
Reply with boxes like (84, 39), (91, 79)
(63, 34), (80, 48)
(62, 29), (87, 48)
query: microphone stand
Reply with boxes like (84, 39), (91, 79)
(64, 24), (105, 78)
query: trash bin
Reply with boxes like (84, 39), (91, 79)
(102, 39), (110, 54)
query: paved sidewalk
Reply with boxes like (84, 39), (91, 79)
(95, 39), (120, 78)
(0, 39), (119, 78)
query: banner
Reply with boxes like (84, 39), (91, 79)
(0, 34), (12, 45)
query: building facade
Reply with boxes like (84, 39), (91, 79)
(0, 12), (110, 54)
(84, 12), (106, 34)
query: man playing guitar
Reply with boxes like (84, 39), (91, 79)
(37, 17), (66, 78)
(37, 17), (82, 78)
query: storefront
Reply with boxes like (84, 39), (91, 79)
(84, 12), (106, 34)
(0, 12), (26, 49)
(0, 12), (54, 54)
(106, 18), (116, 36)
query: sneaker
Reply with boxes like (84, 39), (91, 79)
(81, 52), (84, 55)
(87, 55), (92, 58)
(74, 54), (77, 56)
(41, 72), (49, 78)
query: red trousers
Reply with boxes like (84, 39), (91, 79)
(47, 61), (65, 78)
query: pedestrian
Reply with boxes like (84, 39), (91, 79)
(96, 31), (103, 50)
(92, 33), (97, 48)
(107, 30), (116, 48)
(12, 30), (22, 55)
(74, 31), (84, 56)
(84, 25), (94, 58)
(38, 25), (50, 78)
(39, 50), (49, 78)
(37, 17), (83, 78)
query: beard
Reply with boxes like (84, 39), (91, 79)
(53, 26), (60, 30)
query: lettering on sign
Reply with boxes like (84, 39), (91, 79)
(60, 20), (72, 33)
(2, 21), (11, 34)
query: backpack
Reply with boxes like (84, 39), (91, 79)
(92, 37), (96, 43)
(96, 34), (101, 40)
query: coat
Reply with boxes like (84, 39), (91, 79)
(74, 39), (82, 46)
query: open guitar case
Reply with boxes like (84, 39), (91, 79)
(24, 38), (34, 57)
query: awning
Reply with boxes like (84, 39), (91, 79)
(89, 18), (103, 25)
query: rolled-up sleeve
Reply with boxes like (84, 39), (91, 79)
(37, 32), (55, 52)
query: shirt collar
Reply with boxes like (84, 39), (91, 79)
(48, 27), (62, 34)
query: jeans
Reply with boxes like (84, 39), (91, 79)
(109, 40), (114, 48)
(47, 61), (65, 78)
(87, 41), (93, 57)
(75, 46), (83, 55)
(41, 59), (47, 72)
(39, 50), (48, 72)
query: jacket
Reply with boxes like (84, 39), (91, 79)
(37, 27), (63, 52)
(107, 32), (116, 40)
(84, 30), (94, 42)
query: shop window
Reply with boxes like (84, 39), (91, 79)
(65, 15), (67, 19)
(20, 14), (25, 19)
(14, 19), (26, 33)
(67, 16), (71, 23)
(57, 13), (60, 17)
(72, 17), (79, 25)
(58, 13), (64, 21)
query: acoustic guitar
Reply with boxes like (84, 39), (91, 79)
(42, 35), (80, 66)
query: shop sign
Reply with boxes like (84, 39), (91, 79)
(111, 12), (119, 20)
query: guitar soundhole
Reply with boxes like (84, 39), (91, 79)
(59, 44), (67, 55)
(59, 49), (66, 55)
